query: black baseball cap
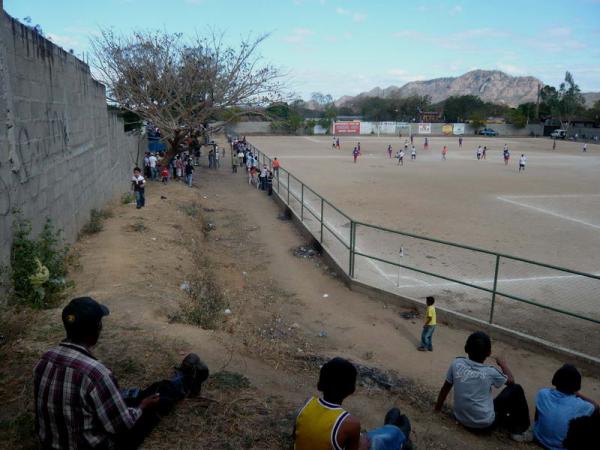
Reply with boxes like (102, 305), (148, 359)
(62, 297), (110, 330)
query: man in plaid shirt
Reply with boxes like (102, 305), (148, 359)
(34, 297), (161, 449)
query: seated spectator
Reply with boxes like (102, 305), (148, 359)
(294, 357), (412, 450)
(534, 364), (598, 449)
(434, 331), (531, 442)
(564, 412), (600, 449)
(34, 297), (208, 450)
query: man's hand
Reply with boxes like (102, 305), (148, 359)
(139, 393), (160, 411)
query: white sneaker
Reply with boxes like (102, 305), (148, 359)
(510, 430), (533, 442)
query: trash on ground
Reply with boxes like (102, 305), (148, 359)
(293, 245), (317, 258)
(400, 311), (419, 320)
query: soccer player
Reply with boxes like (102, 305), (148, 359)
(442, 145), (448, 160)
(352, 147), (359, 163)
(582, 143), (587, 152)
(518, 154), (527, 172)
(482, 146), (487, 160)
(397, 149), (405, 166)
(387, 144), (393, 158)
(336, 137), (340, 149)
(411, 145), (416, 160)
(459, 137), (463, 147)
(332, 136), (336, 149)
(424, 137), (429, 149)
(476, 146), (482, 160)
(503, 149), (510, 165)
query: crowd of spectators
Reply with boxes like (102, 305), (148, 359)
(230, 135), (274, 196)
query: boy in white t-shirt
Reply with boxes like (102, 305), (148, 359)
(519, 154), (527, 172)
(131, 167), (145, 209)
(435, 331), (531, 442)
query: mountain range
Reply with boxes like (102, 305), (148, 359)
(333, 70), (599, 108)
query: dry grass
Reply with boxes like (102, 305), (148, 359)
(171, 251), (227, 330)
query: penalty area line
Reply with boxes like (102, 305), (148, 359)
(497, 196), (600, 230)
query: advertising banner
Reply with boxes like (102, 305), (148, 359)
(453, 123), (465, 135)
(334, 121), (361, 135)
(442, 124), (453, 135)
(418, 123), (431, 134)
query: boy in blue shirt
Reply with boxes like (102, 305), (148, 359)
(534, 364), (598, 449)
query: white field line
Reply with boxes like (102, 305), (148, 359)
(497, 196), (600, 230)
(302, 136), (325, 143)
(501, 194), (600, 199)
(394, 272), (597, 289)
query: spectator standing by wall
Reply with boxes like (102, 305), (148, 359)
(131, 167), (145, 209)
(148, 153), (158, 180)
(185, 160), (194, 187)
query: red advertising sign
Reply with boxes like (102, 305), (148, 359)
(334, 121), (361, 134)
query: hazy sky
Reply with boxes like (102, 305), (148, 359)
(5, 0), (600, 99)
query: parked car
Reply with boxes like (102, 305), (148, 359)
(550, 129), (567, 139)
(478, 128), (497, 136)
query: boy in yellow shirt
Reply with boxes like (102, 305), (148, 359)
(418, 296), (436, 352)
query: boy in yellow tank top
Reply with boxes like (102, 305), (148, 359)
(294, 357), (412, 450)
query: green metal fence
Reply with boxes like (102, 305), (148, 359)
(235, 138), (600, 359)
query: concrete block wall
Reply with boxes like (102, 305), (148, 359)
(0, 11), (141, 269)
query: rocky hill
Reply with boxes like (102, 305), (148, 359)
(336, 70), (543, 107)
(583, 92), (600, 106)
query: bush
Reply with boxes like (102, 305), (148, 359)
(10, 216), (71, 308)
(81, 208), (112, 235)
(121, 192), (135, 204)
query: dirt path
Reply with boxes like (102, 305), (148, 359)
(57, 140), (598, 449)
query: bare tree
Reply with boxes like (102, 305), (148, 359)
(91, 30), (284, 151)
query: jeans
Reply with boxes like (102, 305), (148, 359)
(150, 167), (157, 180)
(420, 325), (435, 350)
(135, 190), (145, 208)
(260, 176), (267, 190)
(367, 421), (412, 450)
(186, 174), (193, 187)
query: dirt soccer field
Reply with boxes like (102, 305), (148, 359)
(247, 135), (600, 358)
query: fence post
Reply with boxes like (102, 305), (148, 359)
(349, 221), (356, 278)
(489, 255), (500, 324)
(301, 184), (304, 221)
(287, 171), (290, 205)
(320, 198), (324, 243)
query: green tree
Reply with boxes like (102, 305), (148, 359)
(470, 114), (486, 132)
(507, 108), (527, 128)
(557, 72), (585, 131)
(442, 95), (485, 122)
